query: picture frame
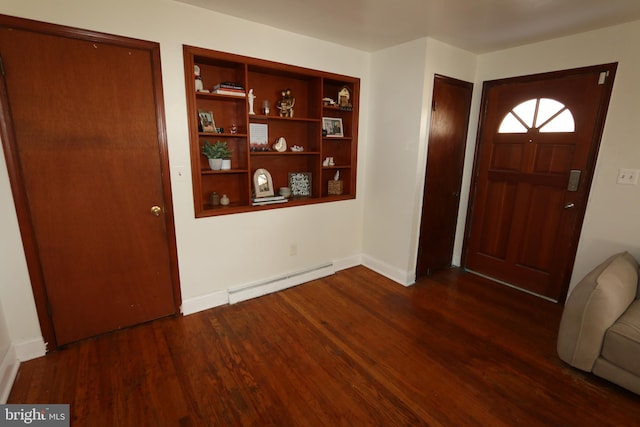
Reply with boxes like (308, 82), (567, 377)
(249, 123), (269, 151)
(253, 168), (274, 198)
(198, 110), (216, 133)
(288, 172), (312, 197)
(322, 117), (344, 137)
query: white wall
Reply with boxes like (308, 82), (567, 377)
(460, 21), (640, 294)
(363, 20), (640, 297)
(0, 0), (369, 355)
(362, 37), (476, 284)
(361, 38), (430, 284)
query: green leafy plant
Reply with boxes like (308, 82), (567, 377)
(201, 140), (232, 159)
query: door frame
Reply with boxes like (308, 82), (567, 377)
(0, 15), (181, 349)
(462, 64), (617, 302)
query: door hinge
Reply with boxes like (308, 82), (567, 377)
(598, 71), (608, 85)
(432, 100), (437, 111)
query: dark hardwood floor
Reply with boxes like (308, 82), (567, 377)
(9, 266), (640, 426)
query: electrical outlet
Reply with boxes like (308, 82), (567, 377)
(616, 168), (639, 185)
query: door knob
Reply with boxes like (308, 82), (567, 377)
(151, 205), (162, 216)
(564, 202), (575, 209)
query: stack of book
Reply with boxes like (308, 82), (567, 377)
(251, 195), (288, 206)
(213, 82), (246, 97)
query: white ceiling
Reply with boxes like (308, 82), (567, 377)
(176, 0), (640, 53)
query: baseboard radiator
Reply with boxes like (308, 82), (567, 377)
(227, 263), (335, 304)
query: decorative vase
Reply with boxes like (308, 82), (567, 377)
(220, 194), (230, 206)
(208, 158), (222, 170)
(221, 159), (231, 170)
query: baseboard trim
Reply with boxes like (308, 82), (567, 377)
(0, 346), (19, 403)
(333, 254), (362, 272)
(361, 255), (415, 286)
(181, 290), (229, 316)
(14, 337), (46, 362)
(181, 254), (410, 316)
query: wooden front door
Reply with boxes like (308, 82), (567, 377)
(417, 75), (473, 276)
(0, 16), (180, 347)
(464, 64), (616, 301)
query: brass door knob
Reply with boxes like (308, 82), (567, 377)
(151, 205), (162, 216)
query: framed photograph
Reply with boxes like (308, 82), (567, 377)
(199, 110), (216, 133)
(288, 172), (312, 197)
(322, 117), (344, 137)
(253, 168), (274, 198)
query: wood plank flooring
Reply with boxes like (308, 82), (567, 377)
(9, 266), (640, 426)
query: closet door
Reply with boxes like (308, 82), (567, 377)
(0, 16), (180, 346)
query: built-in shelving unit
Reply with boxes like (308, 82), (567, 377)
(183, 45), (360, 217)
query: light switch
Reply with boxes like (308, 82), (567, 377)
(173, 165), (186, 179)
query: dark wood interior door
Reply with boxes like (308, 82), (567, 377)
(464, 64), (616, 301)
(0, 17), (180, 346)
(416, 75), (472, 277)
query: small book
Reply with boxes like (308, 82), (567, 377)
(214, 82), (245, 90)
(252, 199), (288, 206)
(253, 195), (285, 202)
(213, 89), (246, 97)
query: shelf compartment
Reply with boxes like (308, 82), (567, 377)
(198, 137), (249, 172)
(250, 154), (320, 198)
(248, 66), (321, 119)
(321, 168), (353, 198)
(195, 96), (246, 136)
(198, 173), (250, 216)
(261, 121), (320, 153)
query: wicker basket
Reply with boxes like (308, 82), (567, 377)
(328, 180), (343, 195)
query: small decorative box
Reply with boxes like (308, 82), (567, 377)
(328, 180), (343, 195)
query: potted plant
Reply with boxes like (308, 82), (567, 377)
(202, 140), (232, 170)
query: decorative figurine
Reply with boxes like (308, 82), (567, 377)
(248, 89), (256, 115)
(277, 88), (295, 117)
(194, 65), (204, 92)
(338, 86), (352, 109)
(263, 100), (270, 115)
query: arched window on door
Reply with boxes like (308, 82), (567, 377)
(498, 98), (575, 134)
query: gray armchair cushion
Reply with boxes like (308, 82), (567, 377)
(557, 252), (639, 371)
(600, 299), (640, 377)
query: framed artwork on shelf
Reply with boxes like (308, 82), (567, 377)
(249, 123), (269, 151)
(289, 172), (312, 197)
(322, 117), (344, 137)
(198, 110), (216, 133)
(253, 168), (275, 198)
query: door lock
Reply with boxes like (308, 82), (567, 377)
(567, 170), (581, 191)
(151, 205), (162, 216)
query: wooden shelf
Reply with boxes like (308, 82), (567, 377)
(250, 151), (320, 156)
(184, 45), (359, 217)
